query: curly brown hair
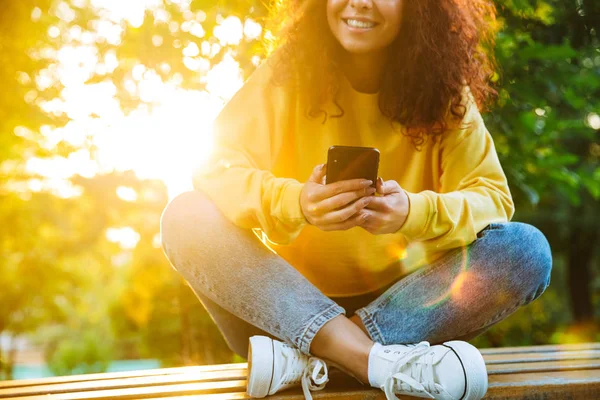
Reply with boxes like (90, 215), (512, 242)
(263, 0), (501, 149)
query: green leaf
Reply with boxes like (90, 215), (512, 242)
(518, 44), (578, 61)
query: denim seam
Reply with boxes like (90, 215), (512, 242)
(298, 303), (345, 355)
(471, 273), (550, 333)
(474, 300), (522, 332)
(354, 307), (385, 344)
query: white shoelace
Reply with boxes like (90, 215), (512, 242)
(281, 347), (329, 400)
(382, 341), (437, 400)
(301, 357), (329, 400)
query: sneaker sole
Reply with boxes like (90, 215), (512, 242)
(443, 341), (489, 400)
(246, 336), (275, 398)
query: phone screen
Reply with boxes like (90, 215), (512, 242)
(325, 146), (380, 187)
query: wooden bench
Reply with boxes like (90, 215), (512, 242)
(0, 343), (598, 399)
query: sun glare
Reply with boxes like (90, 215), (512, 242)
(24, 0), (254, 199)
(106, 227), (141, 249)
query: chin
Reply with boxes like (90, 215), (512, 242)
(341, 42), (382, 55)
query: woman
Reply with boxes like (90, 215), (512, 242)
(160, 0), (552, 399)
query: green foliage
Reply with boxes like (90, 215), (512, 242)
(0, 1), (55, 162)
(490, 0), (599, 209)
(46, 329), (114, 376)
(475, 0), (600, 345)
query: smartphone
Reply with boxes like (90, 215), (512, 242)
(326, 146), (380, 187)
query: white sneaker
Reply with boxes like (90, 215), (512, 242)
(368, 340), (488, 400)
(246, 335), (329, 399)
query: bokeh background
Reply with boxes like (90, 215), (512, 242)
(0, 0), (598, 381)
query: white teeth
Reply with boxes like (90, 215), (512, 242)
(346, 19), (376, 29)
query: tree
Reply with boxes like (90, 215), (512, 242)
(0, 0), (265, 376)
(480, 0), (600, 342)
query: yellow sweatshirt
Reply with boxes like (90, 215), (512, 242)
(193, 57), (514, 297)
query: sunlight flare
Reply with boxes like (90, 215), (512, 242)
(27, 1), (254, 199)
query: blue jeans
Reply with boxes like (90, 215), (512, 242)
(160, 191), (552, 358)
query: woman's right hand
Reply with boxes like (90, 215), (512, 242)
(300, 164), (376, 231)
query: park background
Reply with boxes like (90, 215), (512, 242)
(0, 0), (598, 381)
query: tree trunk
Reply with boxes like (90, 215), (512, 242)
(567, 224), (597, 323)
(7, 335), (16, 381)
(0, 330), (4, 380)
(178, 280), (192, 365)
(0, 332), (17, 381)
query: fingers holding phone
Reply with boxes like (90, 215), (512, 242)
(301, 164), (375, 231)
(361, 177), (410, 235)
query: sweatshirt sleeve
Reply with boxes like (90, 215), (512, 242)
(397, 88), (515, 250)
(192, 59), (308, 245)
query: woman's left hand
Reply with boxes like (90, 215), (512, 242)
(360, 177), (410, 235)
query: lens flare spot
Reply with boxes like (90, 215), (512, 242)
(449, 271), (469, 301)
(397, 248), (407, 260)
(423, 246), (472, 309)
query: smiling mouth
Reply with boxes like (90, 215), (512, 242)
(343, 19), (379, 29)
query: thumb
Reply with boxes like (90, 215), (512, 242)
(308, 163), (326, 184)
(381, 179), (402, 195)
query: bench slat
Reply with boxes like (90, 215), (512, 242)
(0, 365), (246, 390)
(480, 343), (600, 355)
(157, 393), (377, 400)
(485, 369), (600, 399)
(0, 381), (248, 400)
(139, 395), (249, 400)
(0, 369), (247, 398)
(486, 359), (600, 374)
(483, 350), (600, 364)
(151, 395), (249, 400)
